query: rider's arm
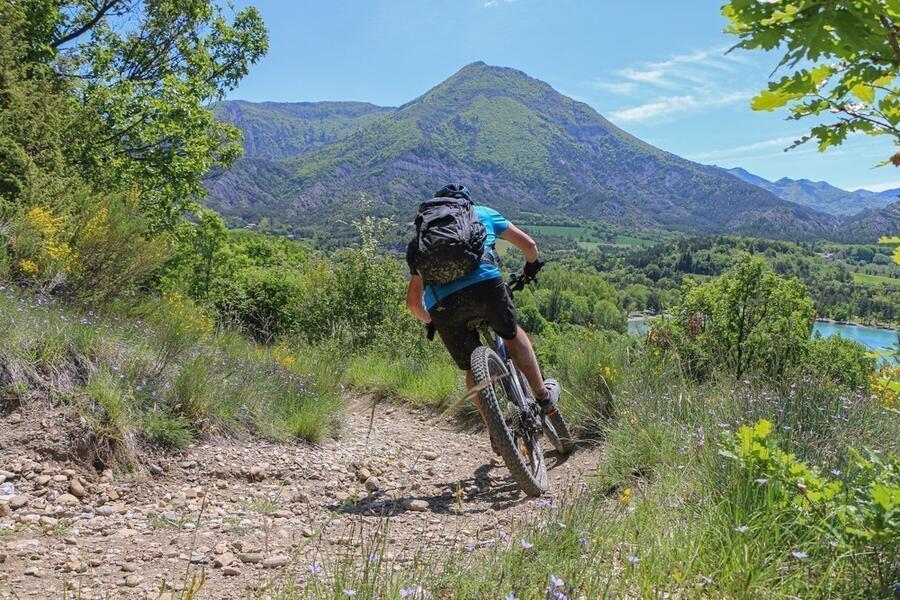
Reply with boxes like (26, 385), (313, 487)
(405, 275), (432, 324)
(499, 223), (539, 263)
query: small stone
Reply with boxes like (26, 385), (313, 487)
(125, 574), (141, 587)
(292, 491), (309, 503)
(239, 552), (262, 564)
(39, 516), (58, 527)
(88, 558), (103, 568)
(213, 541), (228, 555)
(365, 477), (381, 492)
(7, 413), (22, 424)
(9, 495), (28, 509)
(149, 464), (164, 476)
(52, 474), (68, 483)
(24, 566), (40, 577)
(222, 566), (241, 576)
(356, 468), (371, 482)
(214, 552), (234, 568)
(106, 489), (120, 501)
(402, 499), (429, 512)
(0, 502), (10, 517)
(64, 559), (85, 573)
(35, 475), (51, 486)
(57, 493), (79, 505)
(248, 465), (266, 481)
(262, 554), (289, 568)
(422, 451), (439, 460)
(69, 480), (86, 498)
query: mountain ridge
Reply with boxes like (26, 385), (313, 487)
(207, 62), (844, 239)
(721, 166), (899, 216)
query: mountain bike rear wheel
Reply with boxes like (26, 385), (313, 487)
(543, 410), (575, 455)
(471, 345), (548, 497)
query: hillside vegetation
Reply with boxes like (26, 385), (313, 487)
(1, 1), (899, 598)
(208, 63), (846, 241)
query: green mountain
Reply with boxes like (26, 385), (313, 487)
(207, 62), (840, 238)
(722, 167), (899, 216)
(213, 100), (391, 160)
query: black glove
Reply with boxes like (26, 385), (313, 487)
(523, 259), (545, 279)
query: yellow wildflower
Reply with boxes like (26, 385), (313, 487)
(19, 259), (39, 276)
(619, 487), (632, 505)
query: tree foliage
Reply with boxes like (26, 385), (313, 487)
(723, 0), (900, 164)
(656, 256), (815, 380)
(1, 0), (268, 228)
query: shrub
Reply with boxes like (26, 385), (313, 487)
(657, 256), (814, 380)
(76, 370), (136, 465)
(170, 355), (215, 423)
(805, 335), (874, 390)
(141, 409), (195, 448)
(720, 420), (899, 597)
(870, 364), (899, 407)
(146, 291), (213, 376)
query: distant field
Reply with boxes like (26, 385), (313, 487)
(852, 271), (900, 286)
(526, 224), (655, 248)
(527, 224), (590, 238)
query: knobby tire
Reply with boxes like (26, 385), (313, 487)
(470, 345), (547, 497)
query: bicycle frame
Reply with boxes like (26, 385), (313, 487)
(478, 323), (533, 418)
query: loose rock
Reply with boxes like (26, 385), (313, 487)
(402, 499), (429, 512)
(262, 554), (289, 568)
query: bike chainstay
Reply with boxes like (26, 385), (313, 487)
(504, 360), (543, 435)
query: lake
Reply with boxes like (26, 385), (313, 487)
(627, 317), (899, 366)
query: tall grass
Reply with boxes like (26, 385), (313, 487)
(271, 340), (898, 599)
(0, 288), (345, 460)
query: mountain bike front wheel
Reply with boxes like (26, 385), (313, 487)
(471, 345), (548, 497)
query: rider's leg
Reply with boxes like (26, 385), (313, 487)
(504, 325), (550, 401)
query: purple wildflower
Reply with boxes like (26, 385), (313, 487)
(755, 478), (768, 485)
(579, 534), (589, 548)
(343, 590), (357, 597)
(464, 542), (476, 553)
(735, 525), (748, 533)
(520, 538), (533, 550)
(792, 551), (808, 560)
(505, 595), (518, 600)
(627, 554), (640, 566)
(308, 562), (323, 575)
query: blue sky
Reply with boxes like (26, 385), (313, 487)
(226, 0), (899, 192)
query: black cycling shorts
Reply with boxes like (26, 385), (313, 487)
(428, 278), (518, 371)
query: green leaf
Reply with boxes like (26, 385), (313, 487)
(851, 84), (874, 103)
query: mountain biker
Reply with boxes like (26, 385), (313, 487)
(405, 184), (561, 431)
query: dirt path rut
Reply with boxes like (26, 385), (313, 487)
(0, 396), (598, 598)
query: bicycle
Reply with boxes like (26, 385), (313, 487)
(468, 270), (575, 497)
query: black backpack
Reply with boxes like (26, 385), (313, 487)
(411, 198), (487, 284)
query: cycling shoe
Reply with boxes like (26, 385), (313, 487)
(537, 379), (561, 415)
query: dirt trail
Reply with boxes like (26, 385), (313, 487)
(0, 396), (598, 599)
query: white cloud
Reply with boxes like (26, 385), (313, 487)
(614, 46), (738, 89)
(686, 135), (800, 161)
(610, 92), (750, 123)
(854, 180), (900, 192)
(484, 0), (515, 6)
(588, 81), (638, 95)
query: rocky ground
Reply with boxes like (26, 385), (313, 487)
(0, 396), (597, 599)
